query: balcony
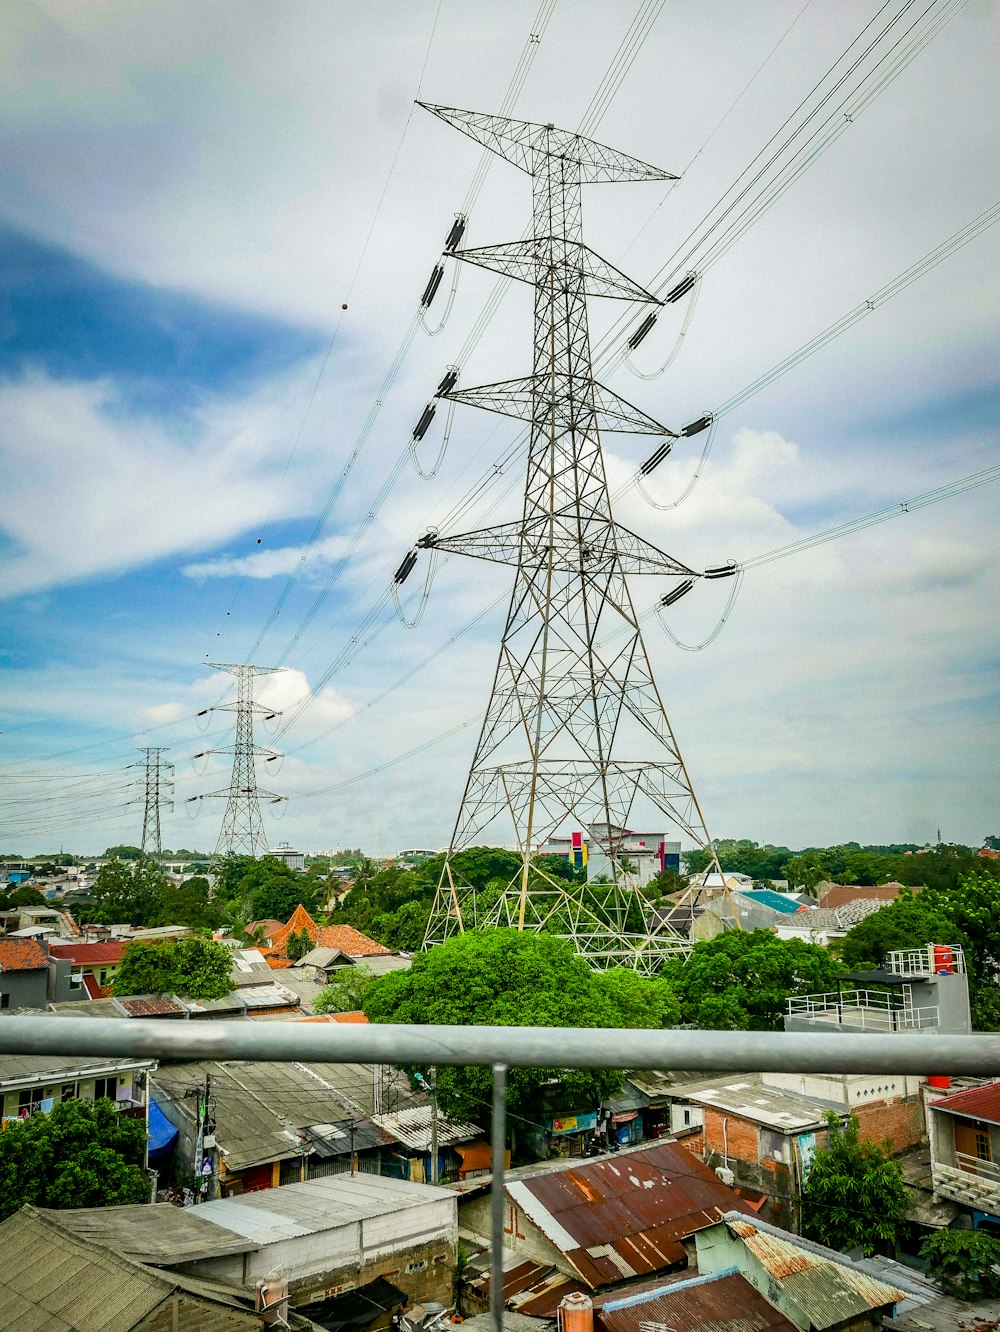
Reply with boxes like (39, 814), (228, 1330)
(786, 988), (940, 1032)
(931, 1152), (1000, 1214)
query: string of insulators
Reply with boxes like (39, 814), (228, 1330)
(681, 413), (713, 437)
(416, 531), (439, 549)
(627, 312), (657, 351)
(704, 560), (738, 579)
(640, 440), (673, 476)
(421, 265), (444, 308)
(412, 403), (436, 441)
(436, 367), (459, 396)
(394, 550), (419, 584)
(444, 215), (467, 252)
(660, 578), (695, 607)
(665, 271), (698, 303)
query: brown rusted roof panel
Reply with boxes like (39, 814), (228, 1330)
(510, 1142), (749, 1289)
(597, 1271), (798, 1332)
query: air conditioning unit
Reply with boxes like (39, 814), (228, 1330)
(715, 1166), (735, 1186)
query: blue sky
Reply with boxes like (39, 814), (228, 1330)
(0, 0), (997, 857)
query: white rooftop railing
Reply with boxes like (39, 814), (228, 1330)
(887, 944), (966, 976)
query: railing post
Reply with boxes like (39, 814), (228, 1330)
(491, 1062), (508, 1332)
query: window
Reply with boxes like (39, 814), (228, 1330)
(0, 994), (9, 1010)
(93, 1076), (118, 1102)
(17, 1088), (43, 1115)
(61, 1083), (77, 1101)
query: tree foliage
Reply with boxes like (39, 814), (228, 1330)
(314, 964), (377, 1014)
(285, 929), (314, 963)
(0, 1098), (149, 1220)
(662, 931), (842, 1031)
(801, 1113), (908, 1256)
(112, 937), (232, 999)
(839, 895), (965, 972)
(215, 854), (321, 923)
(363, 929), (675, 1121)
(919, 1228), (1000, 1299)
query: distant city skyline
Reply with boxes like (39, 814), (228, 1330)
(1, 2), (998, 855)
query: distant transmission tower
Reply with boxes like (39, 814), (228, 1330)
(196, 664), (285, 858)
(415, 106), (722, 970)
(129, 747), (174, 859)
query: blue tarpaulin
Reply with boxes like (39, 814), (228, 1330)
(147, 1098), (179, 1164)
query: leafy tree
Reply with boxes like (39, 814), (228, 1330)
(648, 865), (688, 899)
(663, 930), (842, 1031)
(782, 852), (828, 893)
(839, 895), (965, 972)
(801, 1113), (908, 1256)
(155, 875), (222, 931)
(286, 929), (314, 963)
(369, 900), (432, 952)
(214, 854), (320, 922)
(926, 869), (1000, 983)
(0, 1098), (149, 1220)
(314, 964), (377, 1014)
(112, 937), (232, 999)
(363, 929), (670, 1122)
(919, 1228), (1000, 1299)
(6, 885), (47, 907)
(87, 856), (166, 925)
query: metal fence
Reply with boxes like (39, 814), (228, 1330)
(2, 1016), (1000, 1332)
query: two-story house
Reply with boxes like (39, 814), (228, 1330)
(927, 1080), (1000, 1230)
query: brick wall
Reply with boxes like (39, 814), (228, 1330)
(702, 1108), (759, 1165)
(854, 1097), (924, 1153)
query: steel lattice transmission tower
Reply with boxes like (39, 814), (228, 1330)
(417, 105), (720, 970)
(199, 663), (285, 858)
(128, 747), (174, 859)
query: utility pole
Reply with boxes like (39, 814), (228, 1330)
(191, 664), (285, 858)
(430, 1066), (439, 1185)
(128, 747), (174, 860)
(415, 106), (722, 971)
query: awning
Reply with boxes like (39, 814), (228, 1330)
(611, 1111), (638, 1124)
(147, 1098), (179, 1164)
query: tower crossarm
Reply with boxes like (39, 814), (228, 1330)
(419, 519), (697, 576)
(444, 373), (678, 437)
(454, 239), (661, 303)
(418, 103), (677, 183)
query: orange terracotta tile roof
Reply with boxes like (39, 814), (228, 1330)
(0, 938), (49, 971)
(816, 882), (914, 910)
(330, 1011), (369, 1023)
(247, 919), (284, 939)
(269, 906), (392, 958)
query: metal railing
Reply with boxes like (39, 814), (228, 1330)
(785, 989), (940, 1030)
(2, 1017), (1000, 1332)
(887, 944), (966, 976)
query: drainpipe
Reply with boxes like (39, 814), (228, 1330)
(722, 1116), (730, 1171)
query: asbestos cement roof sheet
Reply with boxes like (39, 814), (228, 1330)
(724, 1215), (904, 1324)
(33, 1204), (258, 1266)
(597, 1269), (798, 1332)
(507, 1140), (749, 1289)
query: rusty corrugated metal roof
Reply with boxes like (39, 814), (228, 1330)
(507, 1141), (749, 1289)
(725, 1216), (904, 1323)
(597, 1269), (798, 1332)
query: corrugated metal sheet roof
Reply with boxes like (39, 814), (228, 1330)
(48, 941), (125, 964)
(725, 1216), (904, 1323)
(35, 1204), (257, 1266)
(152, 1056), (424, 1171)
(597, 1269), (798, 1332)
(373, 1103), (481, 1149)
(508, 1140), (750, 1289)
(929, 1078), (1000, 1124)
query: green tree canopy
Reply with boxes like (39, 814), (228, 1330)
(920, 1228), (1000, 1299)
(663, 931), (842, 1031)
(363, 929), (672, 1121)
(0, 1098), (149, 1220)
(801, 1113), (908, 1256)
(839, 895), (967, 972)
(88, 857), (167, 926)
(314, 964), (377, 1014)
(112, 937), (232, 1000)
(214, 854), (320, 922)
(285, 928), (313, 963)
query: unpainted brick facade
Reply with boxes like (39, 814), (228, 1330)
(293, 1235), (457, 1309)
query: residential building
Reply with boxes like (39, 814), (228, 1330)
(926, 1080), (1000, 1228)
(784, 944), (971, 1037)
(696, 1212), (905, 1332)
(460, 1139), (751, 1296)
(48, 938), (127, 998)
(43, 1174), (459, 1311)
(0, 1206), (319, 1329)
(0, 937), (53, 1010)
(263, 905), (395, 964)
(0, 1050), (154, 1126)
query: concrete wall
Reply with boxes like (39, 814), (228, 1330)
(0, 966), (48, 1011)
(460, 1191), (568, 1275)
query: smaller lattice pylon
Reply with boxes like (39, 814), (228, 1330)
(192, 664), (285, 859)
(127, 747), (174, 859)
